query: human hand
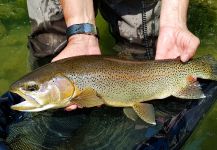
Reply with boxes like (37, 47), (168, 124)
(155, 26), (200, 62)
(156, 0), (200, 62)
(52, 34), (101, 62)
(52, 34), (101, 111)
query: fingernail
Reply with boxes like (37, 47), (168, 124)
(65, 105), (77, 111)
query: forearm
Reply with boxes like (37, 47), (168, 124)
(60, 0), (98, 44)
(160, 0), (189, 28)
(60, 0), (96, 27)
(52, 0), (100, 62)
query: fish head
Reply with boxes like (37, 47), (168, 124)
(10, 68), (75, 112)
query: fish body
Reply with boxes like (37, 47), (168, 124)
(10, 55), (217, 125)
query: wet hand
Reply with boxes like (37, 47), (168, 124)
(155, 26), (200, 62)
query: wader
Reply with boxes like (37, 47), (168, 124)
(27, 0), (160, 70)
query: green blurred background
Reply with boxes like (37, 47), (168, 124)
(0, 0), (217, 149)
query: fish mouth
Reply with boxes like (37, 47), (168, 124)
(10, 89), (54, 112)
(10, 89), (39, 111)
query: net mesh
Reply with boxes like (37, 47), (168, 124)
(6, 99), (188, 150)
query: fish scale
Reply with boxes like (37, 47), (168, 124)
(65, 58), (180, 103)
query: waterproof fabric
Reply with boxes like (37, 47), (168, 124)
(99, 0), (160, 44)
(0, 80), (216, 150)
(27, 0), (159, 70)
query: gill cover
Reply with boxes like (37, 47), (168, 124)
(11, 74), (74, 112)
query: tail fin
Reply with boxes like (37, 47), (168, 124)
(195, 55), (217, 80)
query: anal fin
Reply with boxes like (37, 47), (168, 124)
(132, 103), (156, 125)
(123, 107), (139, 121)
(71, 87), (104, 108)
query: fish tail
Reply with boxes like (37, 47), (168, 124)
(195, 55), (217, 80)
(207, 56), (217, 80)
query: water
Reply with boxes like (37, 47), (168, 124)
(182, 1), (217, 148)
(0, 0), (29, 95)
(0, 0), (217, 149)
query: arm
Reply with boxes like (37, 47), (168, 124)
(53, 0), (100, 110)
(52, 0), (101, 62)
(155, 0), (200, 62)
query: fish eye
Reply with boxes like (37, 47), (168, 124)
(24, 82), (39, 91)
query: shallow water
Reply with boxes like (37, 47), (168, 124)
(0, 0), (217, 149)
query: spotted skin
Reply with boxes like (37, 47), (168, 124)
(9, 55), (217, 124)
(36, 55), (214, 107)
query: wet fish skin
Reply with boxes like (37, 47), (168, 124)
(9, 55), (217, 125)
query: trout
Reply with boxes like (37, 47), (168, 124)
(9, 55), (217, 125)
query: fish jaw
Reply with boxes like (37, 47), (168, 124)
(10, 89), (42, 110)
(10, 89), (41, 111)
(11, 101), (56, 112)
(10, 89), (70, 112)
(11, 99), (69, 112)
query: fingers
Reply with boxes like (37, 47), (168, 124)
(155, 35), (171, 60)
(155, 37), (180, 60)
(155, 46), (180, 60)
(155, 40), (166, 60)
(65, 104), (78, 111)
(180, 32), (200, 62)
(156, 27), (200, 62)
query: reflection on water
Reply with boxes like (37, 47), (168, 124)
(0, 0), (217, 149)
(7, 108), (151, 150)
(7, 100), (189, 150)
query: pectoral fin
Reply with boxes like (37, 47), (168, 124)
(123, 107), (139, 121)
(71, 87), (104, 108)
(173, 81), (205, 99)
(132, 103), (156, 125)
